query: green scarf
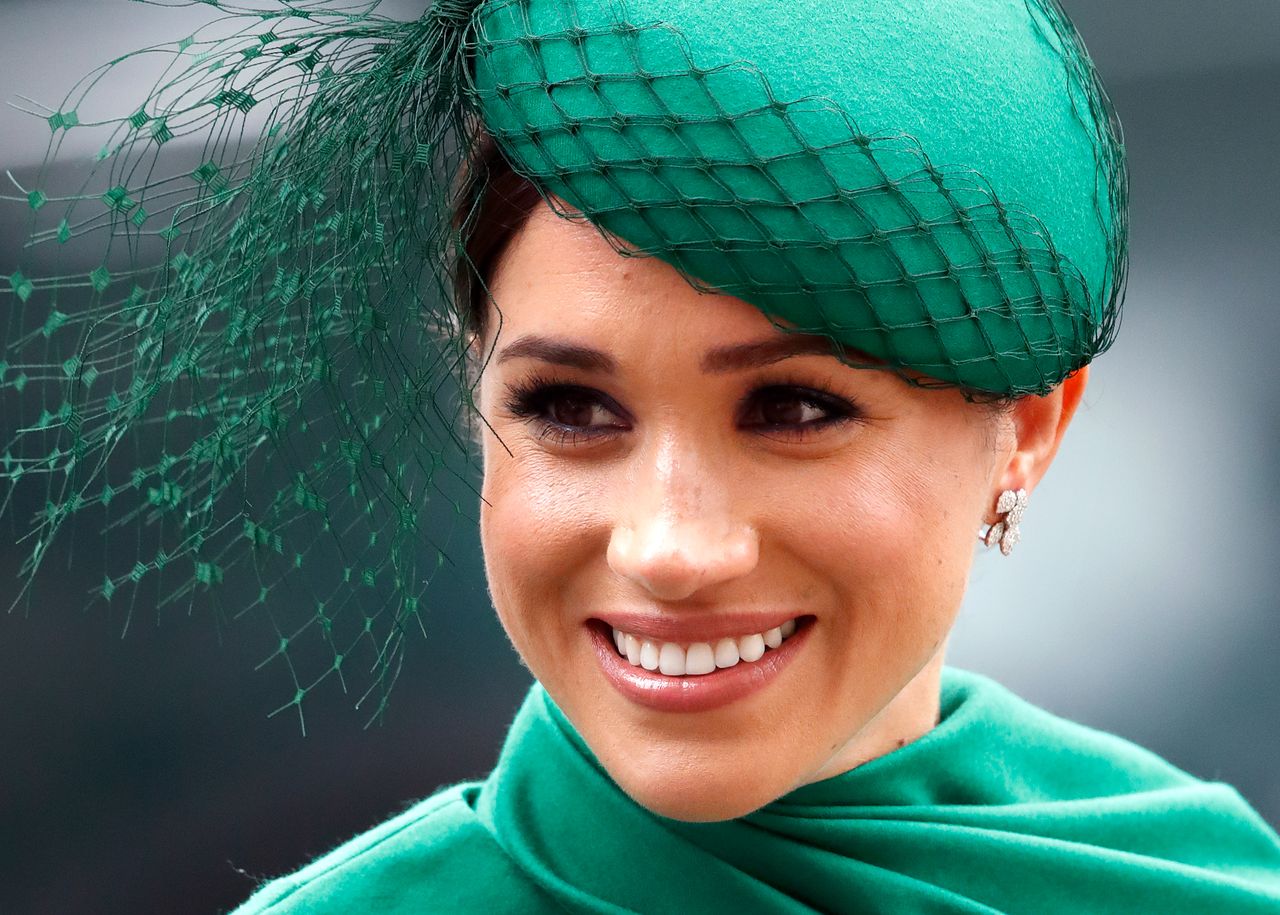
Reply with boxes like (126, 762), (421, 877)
(237, 668), (1280, 912)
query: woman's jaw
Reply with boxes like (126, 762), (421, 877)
(564, 599), (953, 821)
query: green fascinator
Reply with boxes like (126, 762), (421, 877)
(1, 0), (1125, 718)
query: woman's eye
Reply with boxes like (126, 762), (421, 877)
(544, 390), (612, 428)
(503, 379), (855, 446)
(503, 380), (628, 445)
(741, 386), (856, 434)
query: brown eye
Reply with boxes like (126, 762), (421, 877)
(747, 387), (845, 427)
(739, 384), (859, 439)
(503, 378), (630, 446)
(756, 391), (824, 426)
(547, 390), (604, 428)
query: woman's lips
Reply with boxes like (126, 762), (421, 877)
(587, 617), (812, 713)
(594, 610), (803, 645)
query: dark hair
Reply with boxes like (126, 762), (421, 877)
(452, 131), (544, 344)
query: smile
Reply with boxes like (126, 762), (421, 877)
(587, 616), (814, 713)
(610, 619), (799, 676)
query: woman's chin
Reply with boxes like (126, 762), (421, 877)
(606, 756), (790, 823)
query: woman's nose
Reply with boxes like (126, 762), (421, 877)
(606, 439), (759, 602)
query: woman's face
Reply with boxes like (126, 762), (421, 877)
(476, 203), (1018, 822)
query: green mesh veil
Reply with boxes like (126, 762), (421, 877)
(1, 0), (1126, 723)
(472, 0), (1127, 394)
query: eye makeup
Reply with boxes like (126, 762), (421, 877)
(500, 370), (865, 447)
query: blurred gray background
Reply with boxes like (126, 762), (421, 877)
(1, 1), (1277, 912)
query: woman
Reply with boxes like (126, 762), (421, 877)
(3, 0), (1278, 911)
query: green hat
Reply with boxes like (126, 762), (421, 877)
(472, 0), (1126, 394)
(1, 0), (1125, 719)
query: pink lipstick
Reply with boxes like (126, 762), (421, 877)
(587, 616), (813, 713)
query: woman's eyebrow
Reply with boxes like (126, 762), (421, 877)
(496, 335), (617, 372)
(495, 333), (870, 374)
(699, 335), (854, 373)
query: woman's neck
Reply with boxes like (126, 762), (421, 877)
(802, 645), (948, 785)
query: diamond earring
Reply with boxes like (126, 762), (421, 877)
(982, 488), (1028, 556)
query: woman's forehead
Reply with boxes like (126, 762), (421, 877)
(488, 203), (893, 376)
(490, 201), (771, 335)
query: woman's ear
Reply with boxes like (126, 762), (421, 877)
(997, 364), (1089, 495)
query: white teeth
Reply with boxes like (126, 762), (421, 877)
(714, 638), (740, 668)
(685, 642), (715, 675)
(609, 618), (802, 677)
(658, 642), (687, 676)
(639, 640), (660, 671)
(737, 632), (766, 662)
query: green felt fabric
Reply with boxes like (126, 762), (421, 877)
(233, 668), (1280, 913)
(468, 0), (1124, 394)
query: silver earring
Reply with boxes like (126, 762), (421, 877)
(982, 488), (1028, 556)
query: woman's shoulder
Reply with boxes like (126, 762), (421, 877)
(230, 780), (556, 914)
(928, 668), (1280, 864)
(935, 667), (1268, 806)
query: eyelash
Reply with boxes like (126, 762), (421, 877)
(501, 372), (862, 446)
(747, 374), (862, 440)
(502, 372), (628, 447)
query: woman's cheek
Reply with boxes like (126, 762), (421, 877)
(481, 449), (607, 647)
(797, 449), (972, 659)
(789, 459), (917, 567)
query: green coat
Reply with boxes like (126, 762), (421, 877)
(234, 668), (1280, 913)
